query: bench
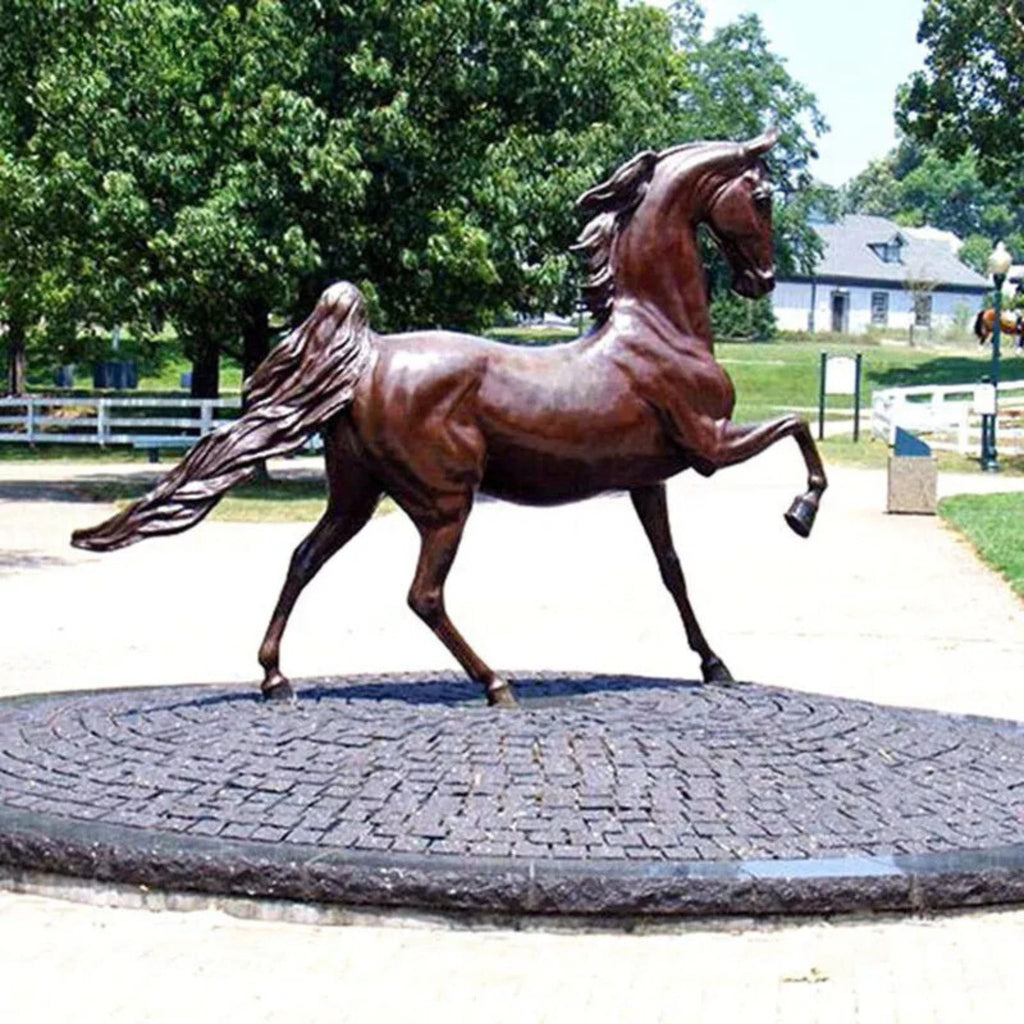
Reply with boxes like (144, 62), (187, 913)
(131, 437), (197, 463)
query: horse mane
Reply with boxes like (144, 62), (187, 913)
(572, 150), (660, 326)
(571, 140), (737, 327)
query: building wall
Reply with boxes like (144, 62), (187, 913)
(773, 280), (984, 335)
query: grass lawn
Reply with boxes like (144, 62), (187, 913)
(721, 339), (1024, 422)
(939, 492), (1024, 600)
(0, 442), (154, 462)
(819, 436), (1024, 474)
(722, 339), (1024, 475)
(135, 355), (244, 393)
(71, 475), (331, 523)
(485, 324), (582, 346)
(71, 473), (397, 523)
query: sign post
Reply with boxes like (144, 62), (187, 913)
(818, 352), (863, 441)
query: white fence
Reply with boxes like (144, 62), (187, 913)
(871, 380), (1024, 454)
(0, 395), (241, 447)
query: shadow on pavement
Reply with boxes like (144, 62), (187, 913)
(0, 550), (77, 573)
(134, 674), (706, 715)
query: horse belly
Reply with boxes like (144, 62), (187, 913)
(479, 424), (686, 505)
(475, 358), (684, 502)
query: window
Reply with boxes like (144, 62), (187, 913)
(871, 291), (889, 326)
(870, 237), (905, 264)
(913, 294), (932, 327)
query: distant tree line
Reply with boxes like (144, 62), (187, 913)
(1, 0), (826, 396)
(843, 0), (1024, 278)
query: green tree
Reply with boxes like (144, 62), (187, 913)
(960, 233), (995, 275)
(293, 0), (686, 329)
(844, 154), (907, 218)
(32, 0), (367, 396)
(898, 0), (1024, 201)
(0, 1), (103, 393)
(2, 0), (828, 393)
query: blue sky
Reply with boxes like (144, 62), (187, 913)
(671, 1), (930, 186)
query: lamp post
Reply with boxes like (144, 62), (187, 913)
(982, 241), (1012, 471)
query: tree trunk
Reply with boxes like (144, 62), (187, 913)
(242, 298), (270, 383)
(5, 317), (27, 396)
(241, 299), (271, 483)
(189, 331), (220, 399)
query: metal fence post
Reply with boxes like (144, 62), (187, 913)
(853, 352), (862, 443)
(818, 351), (827, 441)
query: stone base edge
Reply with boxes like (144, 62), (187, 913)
(4, 805), (1024, 920)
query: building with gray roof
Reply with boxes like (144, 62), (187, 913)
(773, 214), (990, 335)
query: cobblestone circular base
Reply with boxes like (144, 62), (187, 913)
(3, 673), (1024, 917)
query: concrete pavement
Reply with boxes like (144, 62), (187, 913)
(1, 447), (1023, 1022)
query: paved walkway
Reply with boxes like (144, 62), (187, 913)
(1, 449), (1023, 1021)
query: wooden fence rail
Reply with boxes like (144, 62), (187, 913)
(871, 380), (1024, 454)
(0, 395), (241, 447)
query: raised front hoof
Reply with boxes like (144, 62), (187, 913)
(261, 675), (295, 702)
(487, 681), (519, 709)
(701, 657), (737, 686)
(784, 495), (818, 538)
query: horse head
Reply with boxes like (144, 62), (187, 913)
(575, 130), (780, 326)
(697, 132), (778, 299)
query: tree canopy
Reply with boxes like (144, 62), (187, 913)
(1, 0), (827, 395)
(898, 0), (1024, 203)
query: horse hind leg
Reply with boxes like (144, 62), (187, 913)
(631, 484), (734, 685)
(257, 466), (381, 700)
(406, 506), (517, 708)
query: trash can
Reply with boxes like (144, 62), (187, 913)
(887, 427), (937, 515)
(92, 360), (138, 390)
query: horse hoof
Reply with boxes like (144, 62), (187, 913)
(784, 495), (818, 538)
(702, 657), (736, 686)
(262, 676), (295, 702)
(487, 681), (519, 709)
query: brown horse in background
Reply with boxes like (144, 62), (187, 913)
(73, 131), (827, 708)
(974, 307), (1024, 351)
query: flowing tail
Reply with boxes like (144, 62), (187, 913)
(71, 282), (374, 552)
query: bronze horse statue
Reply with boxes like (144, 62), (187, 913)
(73, 131), (827, 708)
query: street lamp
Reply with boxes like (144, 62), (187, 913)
(982, 241), (1013, 471)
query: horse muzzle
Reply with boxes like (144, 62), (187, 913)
(734, 267), (775, 299)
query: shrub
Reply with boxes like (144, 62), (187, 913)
(710, 293), (777, 342)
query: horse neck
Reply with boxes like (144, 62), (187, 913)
(611, 200), (712, 347)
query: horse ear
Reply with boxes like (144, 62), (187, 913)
(744, 127), (780, 161)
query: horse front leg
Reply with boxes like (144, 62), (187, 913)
(696, 415), (827, 538)
(630, 484), (734, 685)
